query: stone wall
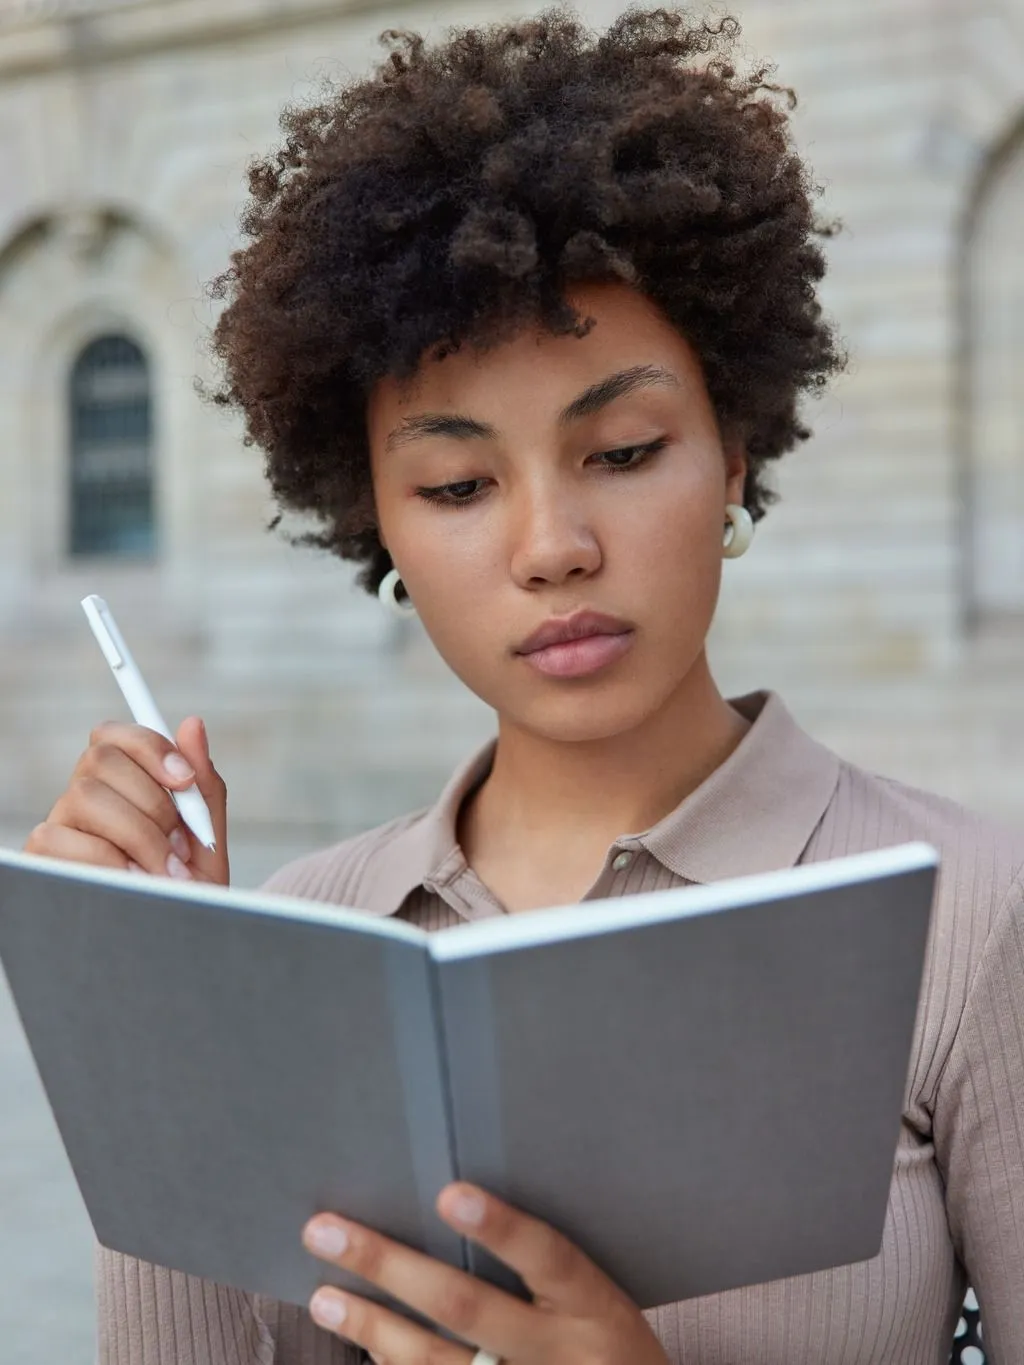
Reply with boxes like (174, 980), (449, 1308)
(0, 0), (1022, 891)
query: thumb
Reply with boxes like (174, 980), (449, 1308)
(172, 715), (230, 885)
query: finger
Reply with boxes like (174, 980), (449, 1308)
(25, 821), (135, 872)
(75, 742), (186, 841)
(437, 1184), (615, 1315)
(48, 774), (194, 881)
(172, 716), (229, 884)
(302, 1215), (536, 1358)
(85, 721), (200, 793)
(307, 1289), (471, 1365)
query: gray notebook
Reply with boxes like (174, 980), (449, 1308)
(0, 842), (936, 1319)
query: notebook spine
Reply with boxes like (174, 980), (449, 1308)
(383, 942), (462, 1268)
(435, 957), (528, 1300)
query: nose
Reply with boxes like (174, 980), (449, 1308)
(508, 480), (602, 590)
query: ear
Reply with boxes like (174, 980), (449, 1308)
(723, 436), (749, 504)
(367, 493), (386, 552)
(350, 485), (386, 550)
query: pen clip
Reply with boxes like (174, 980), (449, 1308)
(81, 595), (126, 671)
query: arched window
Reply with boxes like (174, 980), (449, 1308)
(68, 334), (155, 558)
(963, 127), (1024, 625)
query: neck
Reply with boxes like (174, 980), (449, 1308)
(460, 654), (751, 878)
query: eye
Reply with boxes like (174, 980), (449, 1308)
(590, 438), (667, 470)
(415, 478), (488, 507)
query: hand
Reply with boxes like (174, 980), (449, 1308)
(24, 716), (229, 886)
(301, 1183), (669, 1365)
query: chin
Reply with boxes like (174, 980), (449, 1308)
(450, 646), (693, 743)
(509, 687), (670, 744)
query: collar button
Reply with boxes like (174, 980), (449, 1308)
(611, 851), (633, 872)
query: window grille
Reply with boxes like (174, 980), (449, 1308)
(68, 334), (154, 558)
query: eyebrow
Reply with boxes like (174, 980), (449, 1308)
(383, 364), (680, 453)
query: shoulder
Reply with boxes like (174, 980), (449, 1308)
(821, 758), (1024, 1110)
(823, 757), (1024, 932)
(255, 736), (493, 914)
(258, 807), (432, 913)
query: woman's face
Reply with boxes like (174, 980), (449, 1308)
(366, 281), (747, 743)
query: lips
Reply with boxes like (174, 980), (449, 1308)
(515, 610), (633, 656)
(514, 611), (635, 680)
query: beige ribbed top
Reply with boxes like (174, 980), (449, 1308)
(95, 690), (1024, 1364)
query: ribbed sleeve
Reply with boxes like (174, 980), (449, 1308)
(94, 1243), (281, 1365)
(932, 869), (1024, 1362)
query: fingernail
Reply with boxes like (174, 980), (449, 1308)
(169, 828), (192, 862)
(164, 753), (195, 783)
(304, 1222), (349, 1257)
(127, 861), (145, 874)
(450, 1191), (486, 1226)
(166, 852), (193, 880)
(309, 1291), (347, 1329)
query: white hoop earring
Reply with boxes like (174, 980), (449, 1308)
(378, 567), (417, 616)
(722, 503), (754, 559)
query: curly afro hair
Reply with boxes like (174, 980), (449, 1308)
(204, 5), (845, 595)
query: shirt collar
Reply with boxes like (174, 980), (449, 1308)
(358, 742), (495, 917)
(359, 689), (841, 917)
(631, 689), (841, 884)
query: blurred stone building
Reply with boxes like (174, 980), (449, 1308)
(0, 0), (1022, 889)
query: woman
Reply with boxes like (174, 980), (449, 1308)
(27, 9), (1023, 1364)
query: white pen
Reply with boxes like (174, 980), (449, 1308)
(80, 595), (218, 853)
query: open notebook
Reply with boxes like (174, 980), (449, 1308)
(0, 842), (936, 1319)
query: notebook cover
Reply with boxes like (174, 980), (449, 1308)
(435, 858), (935, 1308)
(0, 845), (935, 1315)
(0, 855), (461, 1314)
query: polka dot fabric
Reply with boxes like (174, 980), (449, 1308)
(950, 1288), (984, 1363)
